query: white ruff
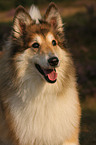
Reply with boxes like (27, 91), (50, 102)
(7, 48), (80, 145)
(9, 79), (79, 145)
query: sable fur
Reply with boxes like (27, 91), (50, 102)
(0, 3), (81, 145)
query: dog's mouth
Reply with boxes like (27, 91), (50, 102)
(35, 64), (57, 83)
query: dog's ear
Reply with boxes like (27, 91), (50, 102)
(13, 6), (33, 38)
(44, 2), (63, 32)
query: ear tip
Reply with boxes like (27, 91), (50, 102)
(44, 2), (58, 19)
(15, 5), (26, 14)
(48, 2), (58, 10)
(16, 5), (24, 9)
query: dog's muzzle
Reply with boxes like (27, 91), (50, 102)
(35, 56), (59, 83)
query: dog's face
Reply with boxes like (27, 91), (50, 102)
(11, 3), (68, 84)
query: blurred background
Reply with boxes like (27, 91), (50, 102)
(0, 0), (96, 144)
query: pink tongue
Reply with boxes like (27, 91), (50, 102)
(43, 69), (57, 81)
(48, 70), (57, 81)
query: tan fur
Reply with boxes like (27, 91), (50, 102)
(0, 3), (81, 145)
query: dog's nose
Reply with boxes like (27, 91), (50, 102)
(48, 57), (59, 67)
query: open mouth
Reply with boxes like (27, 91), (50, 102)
(35, 64), (57, 83)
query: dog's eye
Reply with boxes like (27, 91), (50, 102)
(32, 43), (40, 48)
(52, 40), (56, 46)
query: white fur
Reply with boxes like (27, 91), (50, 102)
(7, 48), (80, 145)
(47, 32), (55, 43)
(29, 5), (42, 24)
(64, 143), (77, 145)
(9, 82), (79, 145)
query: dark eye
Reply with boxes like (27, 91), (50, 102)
(32, 42), (40, 48)
(52, 40), (56, 46)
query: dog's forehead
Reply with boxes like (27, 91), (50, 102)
(28, 22), (50, 32)
(28, 21), (55, 37)
(28, 23), (55, 43)
(33, 32), (55, 43)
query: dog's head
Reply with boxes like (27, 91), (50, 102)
(11, 3), (69, 84)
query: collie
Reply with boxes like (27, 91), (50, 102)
(0, 3), (81, 145)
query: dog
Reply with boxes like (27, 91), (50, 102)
(0, 3), (81, 145)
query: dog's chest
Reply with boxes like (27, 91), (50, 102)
(10, 93), (77, 145)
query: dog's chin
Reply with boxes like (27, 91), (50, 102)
(35, 64), (57, 83)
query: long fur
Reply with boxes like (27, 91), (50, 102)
(29, 5), (42, 24)
(0, 3), (81, 145)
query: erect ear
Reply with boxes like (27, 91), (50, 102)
(44, 2), (63, 32)
(13, 6), (33, 38)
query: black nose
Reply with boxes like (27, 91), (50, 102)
(48, 57), (59, 67)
